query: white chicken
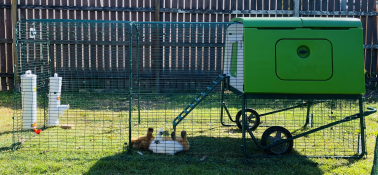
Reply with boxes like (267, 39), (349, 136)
(149, 128), (184, 155)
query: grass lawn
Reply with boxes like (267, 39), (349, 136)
(1, 90), (378, 174)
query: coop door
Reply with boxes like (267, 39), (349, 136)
(224, 23), (244, 93)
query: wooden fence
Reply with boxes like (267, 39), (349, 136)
(0, 0), (377, 91)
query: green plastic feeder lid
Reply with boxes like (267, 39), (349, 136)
(231, 17), (362, 28)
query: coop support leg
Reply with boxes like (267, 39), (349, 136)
(220, 81), (236, 126)
(220, 86), (226, 125)
(241, 95), (247, 158)
(358, 97), (366, 158)
(305, 100), (313, 127)
(221, 102), (235, 124)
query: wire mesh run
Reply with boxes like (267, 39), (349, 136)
(13, 19), (365, 160)
(14, 19), (136, 153)
(222, 94), (364, 157)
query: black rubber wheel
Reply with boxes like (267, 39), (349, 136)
(261, 126), (293, 155)
(235, 108), (260, 131)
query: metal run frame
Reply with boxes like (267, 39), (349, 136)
(219, 77), (377, 159)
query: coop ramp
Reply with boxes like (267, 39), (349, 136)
(173, 75), (228, 129)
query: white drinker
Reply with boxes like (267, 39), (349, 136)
(47, 73), (69, 126)
(21, 70), (37, 129)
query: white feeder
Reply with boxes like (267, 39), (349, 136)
(47, 73), (69, 126)
(21, 70), (37, 129)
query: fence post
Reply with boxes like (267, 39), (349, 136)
(11, 0), (17, 90)
(294, 0), (300, 17)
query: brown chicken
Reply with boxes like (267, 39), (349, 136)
(130, 127), (155, 150)
(163, 130), (190, 151)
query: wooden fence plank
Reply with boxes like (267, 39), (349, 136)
(361, 0), (368, 70)
(257, 0), (262, 17)
(68, 0), (75, 80)
(277, 0), (282, 17)
(251, 0), (256, 17)
(328, 0), (335, 18)
(372, 13), (377, 76)
(0, 7), (6, 90)
(172, 0), (178, 75)
(263, 0), (269, 17)
(270, 0), (276, 17)
(104, 0), (113, 89)
(335, 0), (340, 12)
(347, 0), (353, 18)
(243, 0), (249, 17)
(110, 0), (117, 76)
(230, 0), (236, 19)
(216, 0), (223, 75)
(75, 0), (82, 75)
(302, 0), (309, 17)
(322, 0), (327, 12)
(366, 0), (375, 74)
(309, 0), (314, 12)
(175, 0), (184, 77)
(6, 0), (14, 90)
(203, 1), (210, 75)
(283, 0), (289, 17)
(209, 0), (217, 77)
(163, 0), (170, 76)
(315, 0), (320, 12)
(89, 1), (96, 75)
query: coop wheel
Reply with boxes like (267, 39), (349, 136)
(235, 108), (260, 131)
(261, 126), (293, 155)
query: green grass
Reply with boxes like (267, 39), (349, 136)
(2, 91), (378, 174)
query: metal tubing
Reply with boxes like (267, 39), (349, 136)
(305, 100), (313, 127)
(242, 94), (247, 157)
(220, 102), (236, 126)
(245, 110), (372, 150)
(136, 26), (141, 124)
(219, 81), (228, 126)
(359, 97), (366, 157)
(220, 76), (236, 126)
(127, 22), (134, 153)
(259, 102), (310, 117)
(224, 103), (236, 122)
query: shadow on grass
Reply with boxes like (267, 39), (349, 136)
(0, 130), (14, 137)
(84, 136), (324, 175)
(0, 146), (11, 152)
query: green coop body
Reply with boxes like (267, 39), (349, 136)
(224, 17), (365, 95)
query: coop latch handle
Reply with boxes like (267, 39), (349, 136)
(299, 50), (307, 54)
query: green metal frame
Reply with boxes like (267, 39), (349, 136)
(170, 73), (376, 158)
(237, 92), (376, 159)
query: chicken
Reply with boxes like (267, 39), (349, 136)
(149, 128), (183, 155)
(163, 130), (190, 151)
(130, 127), (154, 150)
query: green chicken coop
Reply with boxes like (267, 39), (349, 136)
(173, 17), (375, 158)
(224, 17), (365, 95)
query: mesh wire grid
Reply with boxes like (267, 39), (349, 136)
(13, 19), (365, 160)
